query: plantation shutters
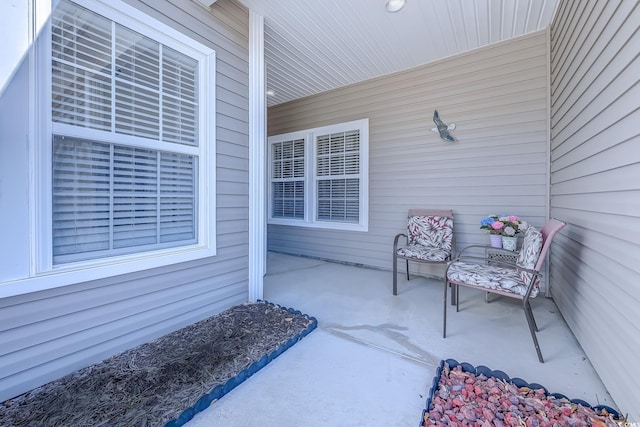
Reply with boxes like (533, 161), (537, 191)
(316, 130), (360, 223)
(271, 138), (305, 219)
(50, 0), (200, 264)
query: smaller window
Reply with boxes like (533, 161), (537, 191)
(268, 119), (369, 232)
(271, 138), (305, 219)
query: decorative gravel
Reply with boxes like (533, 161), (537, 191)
(423, 360), (622, 427)
(0, 301), (316, 427)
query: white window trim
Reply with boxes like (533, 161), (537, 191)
(268, 118), (369, 232)
(13, 0), (217, 296)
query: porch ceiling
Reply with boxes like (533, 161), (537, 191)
(236, 0), (559, 107)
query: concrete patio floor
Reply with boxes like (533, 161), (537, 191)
(187, 252), (617, 427)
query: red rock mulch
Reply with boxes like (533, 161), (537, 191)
(423, 363), (622, 427)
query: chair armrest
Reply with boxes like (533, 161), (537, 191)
(393, 233), (407, 252)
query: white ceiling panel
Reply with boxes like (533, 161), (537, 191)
(236, 0), (560, 106)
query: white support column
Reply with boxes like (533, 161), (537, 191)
(248, 10), (266, 302)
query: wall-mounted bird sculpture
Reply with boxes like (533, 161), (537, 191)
(431, 110), (457, 142)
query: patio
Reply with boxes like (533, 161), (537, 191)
(186, 251), (616, 426)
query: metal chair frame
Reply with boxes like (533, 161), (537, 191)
(392, 209), (455, 295)
(443, 218), (566, 363)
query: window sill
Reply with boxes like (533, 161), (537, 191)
(268, 218), (368, 232)
(0, 245), (216, 299)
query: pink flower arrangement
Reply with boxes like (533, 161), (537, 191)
(480, 215), (528, 236)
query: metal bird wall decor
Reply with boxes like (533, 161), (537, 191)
(431, 110), (457, 142)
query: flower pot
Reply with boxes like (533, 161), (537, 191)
(502, 236), (517, 251)
(489, 234), (502, 248)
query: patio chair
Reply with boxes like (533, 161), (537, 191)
(392, 209), (454, 295)
(442, 218), (566, 363)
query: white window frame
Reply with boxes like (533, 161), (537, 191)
(29, 0), (216, 285)
(267, 118), (369, 232)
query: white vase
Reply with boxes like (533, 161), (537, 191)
(490, 234), (502, 248)
(502, 236), (517, 251)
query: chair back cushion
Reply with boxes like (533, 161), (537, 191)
(516, 226), (543, 284)
(407, 216), (453, 252)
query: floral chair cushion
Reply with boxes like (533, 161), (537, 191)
(516, 226), (543, 285)
(407, 216), (453, 251)
(446, 261), (539, 298)
(396, 245), (451, 262)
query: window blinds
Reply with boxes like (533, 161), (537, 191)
(51, 0), (199, 145)
(271, 139), (305, 219)
(52, 136), (196, 262)
(50, 0), (199, 263)
(316, 130), (360, 223)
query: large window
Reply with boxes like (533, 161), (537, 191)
(268, 119), (369, 231)
(36, 0), (216, 273)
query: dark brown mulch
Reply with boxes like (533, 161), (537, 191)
(0, 301), (314, 427)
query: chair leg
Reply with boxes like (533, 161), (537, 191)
(443, 279), (448, 338)
(456, 285), (460, 312)
(523, 300), (544, 363)
(405, 259), (410, 281)
(449, 283), (457, 305)
(393, 254), (398, 295)
(525, 300), (539, 332)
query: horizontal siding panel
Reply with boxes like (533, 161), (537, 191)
(549, 1), (607, 87)
(0, 284), (245, 401)
(216, 167), (249, 184)
(549, 207), (640, 249)
(551, 2), (634, 108)
(551, 191), (640, 217)
(550, 119), (638, 177)
(217, 153), (248, 171)
(217, 86), (249, 110)
(551, 163), (640, 194)
(373, 173), (546, 189)
(1, 270), (248, 358)
(2, 280), (247, 375)
(217, 72), (250, 101)
(550, 0), (640, 418)
(218, 99), (249, 122)
(218, 181), (249, 195)
(217, 129), (250, 150)
(552, 66), (640, 148)
(0, 256), (249, 332)
(372, 143), (548, 167)
(372, 92), (548, 133)
(269, 71), (548, 133)
(135, 0), (248, 59)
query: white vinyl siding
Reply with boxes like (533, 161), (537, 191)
(549, 0), (640, 419)
(268, 119), (369, 231)
(46, 0), (210, 267)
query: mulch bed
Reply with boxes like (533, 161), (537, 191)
(0, 301), (315, 427)
(422, 360), (623, 427)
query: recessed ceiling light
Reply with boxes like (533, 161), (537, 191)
(266, 89), (275, 96)
(385, 0), (406, 13)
